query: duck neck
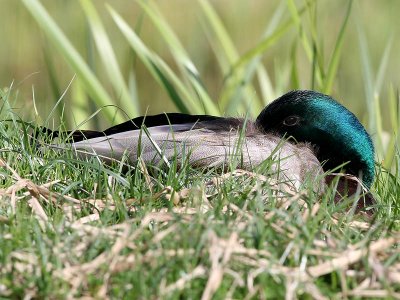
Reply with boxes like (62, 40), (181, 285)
(315, 140), (374, 188)
(301, 100), (375, 188)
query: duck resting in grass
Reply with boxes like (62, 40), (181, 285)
(43, 90), (375, 207)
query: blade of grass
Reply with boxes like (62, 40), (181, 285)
(21, 0), (122, 123)
(286, 0), (322, 89)
(256, 66), (276, 104)
(239, 2), (286, 110)
(200, 1), (287, 114)
(357, 20), (375, 133)
(80, 0), (139, 118)
(44, 75), (76, 127)
(383, 86), (399, 169)
(357, 14), (392, 158)
(70, 80), (91, 128)
(128, 70), (140, 111)
(254, 3), (286, 106)
(42, 44), (64, 118)
(286, 0), (312, 59)
(108, 7), (200, 114)
(136, 0), (219, 115)
(198, 0), (260, 115)
(323, 0), (352, 94)
(375, 36), (393, 96)
(290, 41), (300, 90)
(274, 59), (291, 94)
(229, 3), (310, 76)
(198, 0), (238, 65)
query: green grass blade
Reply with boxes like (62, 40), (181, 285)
(357, 16), (391, 160)
(207, 2), (287, 114)
(42, 45), (63, 115)
(199, 0), (261, 115)
(80, 0), (139, 118)
(286, 0), (312, 60)
(70, 80), (92, 127)
(256, 66), (276, 104)
(230, 21), (290, 73)
(198, 0), (239, 65)
(239, 2), (286, 109)
(357, 22), (375, 132)
(287, 0), (324, 89)
(254, 3), (286, 106)
(108, 7), (201, 114)
(375, 36), (393, 96)
(323, 0), (352, 94)
(373, 93), (384, 155)
(383, 86), (398, 169)
(43, 76), (75, 127)
(136, 0), (219, 115)
(290, 41), (300, 90)
(21, 0), (122, 123)
(128, 70), (140, 110)
(229, 3), (310, 75)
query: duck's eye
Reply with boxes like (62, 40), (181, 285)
(283, 115), (300, 126)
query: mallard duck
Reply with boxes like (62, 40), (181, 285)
(44, 90), (375, 199)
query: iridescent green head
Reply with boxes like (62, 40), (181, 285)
(256, 90), (375, 188)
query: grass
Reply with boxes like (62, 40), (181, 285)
(1, 0), (400, 298)
(0, 97), (399, 298)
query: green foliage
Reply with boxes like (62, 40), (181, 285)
(21, 0), (125, 123)
(15, 0), (397, 167)
(1, 0), (400, 298)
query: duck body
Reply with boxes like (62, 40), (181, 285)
(45, 90), (374, 191)
(68, 114), (323, 189)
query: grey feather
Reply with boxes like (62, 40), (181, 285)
(67, 120), (324, 189)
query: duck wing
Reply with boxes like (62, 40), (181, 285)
(58, 114), (323, 190)
(68, 114), (248, 166)
(43, 113), (220, 142)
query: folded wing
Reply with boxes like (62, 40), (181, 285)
(65, 115), (323, 189)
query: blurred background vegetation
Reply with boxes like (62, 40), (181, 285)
(0, 0), (399, 167)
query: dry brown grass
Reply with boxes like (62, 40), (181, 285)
(1, 157), (399, 298)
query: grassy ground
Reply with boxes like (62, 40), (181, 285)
(1, 0), (400, 299)
(0, 104), (399, 299)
